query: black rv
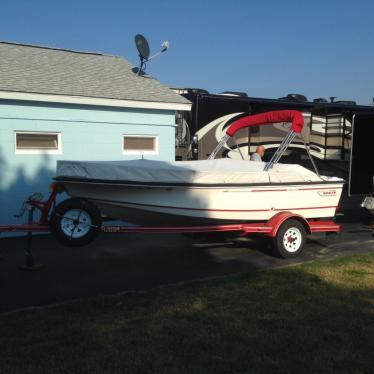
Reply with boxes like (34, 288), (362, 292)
(349, 113), (374, 216)
(173, 89), (374, 178)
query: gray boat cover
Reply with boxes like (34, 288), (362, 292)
(55, 159), (339, 185)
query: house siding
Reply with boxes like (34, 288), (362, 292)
(0, 100), (176, 230)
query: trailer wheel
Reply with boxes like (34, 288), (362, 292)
(50, 198), (102, 247)
(273, 219), (306, 258)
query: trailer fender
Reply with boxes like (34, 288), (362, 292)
(265, 212), (311, 238)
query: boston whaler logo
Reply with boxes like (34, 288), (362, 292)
(318, 190), (337, 196)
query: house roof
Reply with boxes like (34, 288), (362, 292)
(0, 41), (191, 110)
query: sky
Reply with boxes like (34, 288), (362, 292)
(1, 0), (373, 104)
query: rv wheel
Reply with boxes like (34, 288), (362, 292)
(273, 219), (306, 258)
(50, 198), (102, 247)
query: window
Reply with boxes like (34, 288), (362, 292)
(15, 132), (61, 154)
(123, 135), (158, 155)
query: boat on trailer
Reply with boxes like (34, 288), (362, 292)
(0, 110), (344, 260)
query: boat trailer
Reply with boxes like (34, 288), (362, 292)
(0, 183), (341, 271)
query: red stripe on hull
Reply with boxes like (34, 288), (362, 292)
(275, 206), (336, 211)
(251, 187), (343, 192)
(118, 201), (337, 213)
(298, 187), (343, 191)
(251, 189), (288, 192)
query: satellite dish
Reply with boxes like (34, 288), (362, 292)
(135, 34), (150, 60)
(134, 34), (169, 76)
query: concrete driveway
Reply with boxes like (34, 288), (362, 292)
(1, 221), (373, 314)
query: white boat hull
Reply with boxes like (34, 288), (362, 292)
(60, 181), (344, 225)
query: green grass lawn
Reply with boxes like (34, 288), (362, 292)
(1, 253), (374, 374)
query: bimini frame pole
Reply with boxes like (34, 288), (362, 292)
(264, 130), (296, 170)
(208, 134), (230, 160)
(300, 133), (320, 177)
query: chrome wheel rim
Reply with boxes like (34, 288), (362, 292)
(283, 227), (302, 253)
(60, 209), (92, 238)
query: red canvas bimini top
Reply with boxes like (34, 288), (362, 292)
(226, 110), (304, 136)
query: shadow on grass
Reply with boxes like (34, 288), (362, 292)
(0, 253), (373, 373)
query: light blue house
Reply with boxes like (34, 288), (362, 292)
(0, 41), (191, 229)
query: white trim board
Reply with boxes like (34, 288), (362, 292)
(0, 90), (192, 111)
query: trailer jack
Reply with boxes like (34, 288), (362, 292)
(17, 207), (45, 271)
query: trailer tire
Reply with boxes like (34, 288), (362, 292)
(50, 198), (102, 247)
(273, 219), (306, 258)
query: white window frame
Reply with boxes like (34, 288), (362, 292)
(122, 134), (159, 155)
(14, 131), (62, 155)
